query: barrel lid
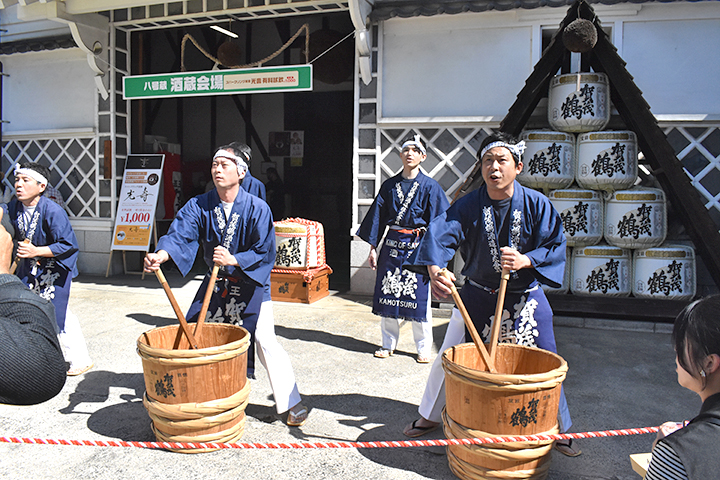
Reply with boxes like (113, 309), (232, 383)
(574, 244), (630, 258)
(275, 222), (306, 234)
(521, 130), (575, 142)
(549, 188), (602, 200)
(634, 244), (695, 258)
(608, 186), (665, 202)
(578, 130), (637, 142)
(553, 72), (608, 84)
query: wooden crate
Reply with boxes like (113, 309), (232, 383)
(271, 268), (330, 304)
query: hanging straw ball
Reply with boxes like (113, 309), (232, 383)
(563, 18), (598, 53)
(217, 41), (243, 67)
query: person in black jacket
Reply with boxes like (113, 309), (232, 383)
(0, 208), (66, 405)
(645, 295), (720, 480)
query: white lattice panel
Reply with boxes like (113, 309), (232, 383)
(663, 125), (720, 226)
(1, 134), (99, 217)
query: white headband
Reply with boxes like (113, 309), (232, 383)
(401, 135), (427, 156)
(480, 140), (526, 161)
(213, 149), (249, 174)
(14, 166), (48, 185)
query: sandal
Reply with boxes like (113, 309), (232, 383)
(67, 363), (93, 376)
(416, 355), (431, 364)
(287, 405), (308, 427)
(554, 439), (582, 457)
(374, 348), (393, 358)
(403, 419), (439, 438)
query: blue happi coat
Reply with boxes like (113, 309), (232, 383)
(4, 196), (79, 332)
(406, 180), (572, 430)
(356, 171), (449, 321)
(241, 172), (267, 202)
(406, 180), (567, 347)
(157, 187), (275, 375)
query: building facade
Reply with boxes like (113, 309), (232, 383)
(0, 0), (718, 296)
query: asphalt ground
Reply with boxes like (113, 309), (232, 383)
(0, 272), (699, 480)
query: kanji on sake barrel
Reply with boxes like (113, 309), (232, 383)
(548, 72), (610, 133)
(517, 131), (576, 193)
(632, 245), (696, 300)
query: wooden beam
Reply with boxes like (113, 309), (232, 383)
(546, 293), (685, 323)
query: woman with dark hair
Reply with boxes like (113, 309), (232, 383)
(645, 295), (720, 480)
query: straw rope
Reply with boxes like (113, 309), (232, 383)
(0, 425), (666, 451)
(442, 412), (559, 452)
(141, 383), (251, 419)
(180, 24), (310, 72)
(137, 333), (249, 365)
(448, 448), (551, 480)
(271, 265), (333, 282)
(442, 363), (567, 393)
(151, 421), (246, 453)
(144, 394), (249, 429)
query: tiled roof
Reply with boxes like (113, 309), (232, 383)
(0, 35), (76, 55)
(370, 0), (693, 20)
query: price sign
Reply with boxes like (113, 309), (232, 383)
(111, 154), (164, 252)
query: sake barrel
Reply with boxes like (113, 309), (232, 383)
(633, 245), (696, 300)
(137, 323), (250, 453)
(548, 188), (604, 247)
(543, 247), (571, 295)
(605, 187), (667, 249)
(576, 131), (638, 192)
(571, 244), (631, 296)
(517, 131), (575, 192)
(548, 72), (610, 133)
(274, 218), (326, 270)
(443, 343), (567, 480)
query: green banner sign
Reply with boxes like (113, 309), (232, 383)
(123, 64), (312, 100)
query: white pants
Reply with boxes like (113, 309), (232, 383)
(255, 301), (302, 414)
(57, 307), (93, 369)
(418, 308), (572, 432)
(380, 293), (433, 356)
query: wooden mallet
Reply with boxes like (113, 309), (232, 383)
(488, 267), (511, 364)
(194, 264), (220, 339)
(440, 269), (496, 373)
(154, 267), (199, 349)
(9, 238), (30, 275)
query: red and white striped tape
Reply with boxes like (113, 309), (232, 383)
(0, 426), (663, 451)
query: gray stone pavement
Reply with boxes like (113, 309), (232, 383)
(0, 272), (700, 480)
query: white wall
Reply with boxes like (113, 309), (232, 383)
(622, 17), (720, 118)
(381, 12), (532, 119)
(378, 3), (720, 121)
(1, 48), (97, 132)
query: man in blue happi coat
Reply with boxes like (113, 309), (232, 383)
(356, 135), (449, 363)
(401, 132), (580, 456)
(3, 162), (93, 377)
(144, 143), (307, 427)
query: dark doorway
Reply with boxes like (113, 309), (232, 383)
(283, 91), (353, 292)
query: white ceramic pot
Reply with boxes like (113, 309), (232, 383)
(605, 187), (667, 249)
(549, 188), (604, 247)
(548, 72), (610, 133)
(576, 130), (638, 192)
(633, 245), (696, 300)
(571, 244), (631, 296)
(517, 131), (575, 192)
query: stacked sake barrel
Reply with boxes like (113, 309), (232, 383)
(517, 72), (695, 301)
(271, 218), (332, 304)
